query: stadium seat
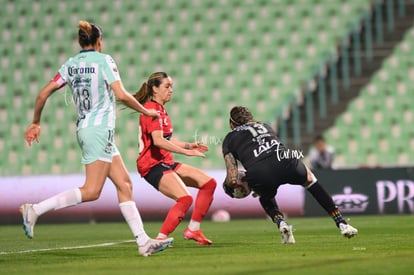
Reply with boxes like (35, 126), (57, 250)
(324, 24), (414, 167)
(0, 0), (374, 175)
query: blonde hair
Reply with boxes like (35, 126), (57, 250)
(133, 72), (169, 104)
(78, 20), (102, 48)
(78, 20), (92, 35)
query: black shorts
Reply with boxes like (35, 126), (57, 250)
(245, 155), (307, 199)
(144, 162), (182, 190)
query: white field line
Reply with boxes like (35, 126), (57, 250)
(0, 240), (135, 255)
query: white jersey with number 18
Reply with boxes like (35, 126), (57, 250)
(54, 49), (121, 130)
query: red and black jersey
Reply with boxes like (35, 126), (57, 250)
(136, 100), (174, 176)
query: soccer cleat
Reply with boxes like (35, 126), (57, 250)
(279, 221), (295, 244)
(339, 223), (358, 239)
(183, 228), (212, 245)
(156, 237), (174, 247)
(19, 203), (38, 239)
(138, 238), (174, 257)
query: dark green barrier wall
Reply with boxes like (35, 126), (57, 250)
(305, 167), (414, 216)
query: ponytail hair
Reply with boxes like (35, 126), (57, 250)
(133, 72), (169, 104)
(133, 82), (151, 104)
(78, 20), (102, 48)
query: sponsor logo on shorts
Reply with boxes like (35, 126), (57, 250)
(104, 143), (112, 154)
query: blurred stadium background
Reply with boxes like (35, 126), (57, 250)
(0, 0), (413, 176)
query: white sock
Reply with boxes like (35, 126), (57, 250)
(157, 233), (167, 239)
(32, 188), (82, 216)
(188, 220), (200, 231)
(119, 201), (150, 246)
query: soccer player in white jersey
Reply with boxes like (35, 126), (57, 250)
(21, 20), (172, 256)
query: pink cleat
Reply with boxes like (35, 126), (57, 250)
(183, 228), (212, 245)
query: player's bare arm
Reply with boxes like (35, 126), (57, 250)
(170, 138), (209, 152)
(32, 81), (60, 124)
(152, 131), (205, 158)
(24, 81), (60, 146)
(224, 153), (238, 186)
(111, 80), (159, 118)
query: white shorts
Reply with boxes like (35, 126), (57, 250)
(76, 126), (120, 164)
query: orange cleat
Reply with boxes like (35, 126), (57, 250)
(183, 228), (212, 245)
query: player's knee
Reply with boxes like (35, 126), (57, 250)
(80, 187), (102, 201)
(303, 172), (318, 189)
(201, 178), (217, 191)
(121, 180), (133, 192)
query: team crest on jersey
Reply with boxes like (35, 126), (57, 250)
(104, 143), (113, 154)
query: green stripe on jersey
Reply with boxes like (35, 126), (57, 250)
(58, 51), (120, 129)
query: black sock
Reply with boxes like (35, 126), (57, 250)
(307, 182), (346, 227)
(259, 196), (284, 227)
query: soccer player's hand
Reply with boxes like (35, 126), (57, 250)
(191, 142), (209, 152)
(144, 108), (160, 118)
(24, 124), (41, 146)
(222, 182), (235, 198)
(185, 149), (206, 158)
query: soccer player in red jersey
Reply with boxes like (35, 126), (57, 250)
(134, 72), (217, 245)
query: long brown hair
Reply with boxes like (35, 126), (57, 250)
(133, 72), (169, 104)
(78, 20), (102, 48)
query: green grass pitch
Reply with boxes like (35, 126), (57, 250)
(0, 215), (412, 275)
